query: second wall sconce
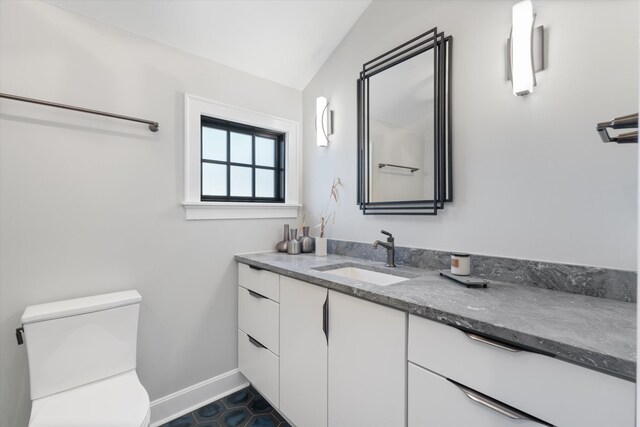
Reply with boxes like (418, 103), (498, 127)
(507, 0), (544, 96)
(316, 96), (334, 147)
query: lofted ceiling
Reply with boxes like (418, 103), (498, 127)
(46, 0), (372, 90)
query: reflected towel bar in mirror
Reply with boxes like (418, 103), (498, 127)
(378, 163), (420, 173)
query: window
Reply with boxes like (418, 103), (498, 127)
(183, 93), (300, 220)
(201, 117), (285, 203)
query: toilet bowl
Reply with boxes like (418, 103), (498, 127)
(21, 290), (150, 427)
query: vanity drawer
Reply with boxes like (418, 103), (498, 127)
(238, 329), (279, 408)
(238, 286), (279, 355)
(408, 362), (547, 427)
(408, 315), (634, 427)
(238, 263), (279, 302)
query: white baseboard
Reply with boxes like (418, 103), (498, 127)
(149, 369), (249, 427)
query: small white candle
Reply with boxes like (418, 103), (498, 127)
(451, 253), (471, 276)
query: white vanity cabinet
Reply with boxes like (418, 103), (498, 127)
(237, 262), (634, 427)
(238, 263), (407, 426)
(408, 314), (635, 427)
(237, 263), (280, 407)
(279, 277), (328, 427)
(328, 290), (406, 427)
(279, 278), (406, 427)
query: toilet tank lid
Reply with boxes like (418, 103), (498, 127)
(22, 290), (142, 325)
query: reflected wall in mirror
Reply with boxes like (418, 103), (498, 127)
(357, 28), (452, 215)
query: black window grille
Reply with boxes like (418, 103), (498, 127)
(201, 116), (285, 203)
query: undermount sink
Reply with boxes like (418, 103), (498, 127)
(322, 266), (409, 286)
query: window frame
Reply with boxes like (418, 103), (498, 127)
(183, 93), (300, 220)
(200, 116), (286, 203)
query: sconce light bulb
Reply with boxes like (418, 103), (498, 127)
(316, 96), (329, 147)
(511, 0), (535, 96)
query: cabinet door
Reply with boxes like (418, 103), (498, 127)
(328, 290), (406, 427)
(408, 363), (548, 427)
(280, 277), (328, 427)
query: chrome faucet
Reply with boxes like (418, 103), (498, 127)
(373, 230), (396, 267)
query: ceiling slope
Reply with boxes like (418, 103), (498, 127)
(47, 0), (371, 90)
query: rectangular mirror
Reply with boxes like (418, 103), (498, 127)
(358, 28), (452, 215)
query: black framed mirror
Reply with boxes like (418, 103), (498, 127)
(357, 28), (452, 215)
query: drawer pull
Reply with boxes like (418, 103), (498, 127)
(463, 332), (521, 353)
(248, 335), (267, 349)
(248, 289), (267, 299)
(248, 265), (264, 271)
(450, 380), (554, 426)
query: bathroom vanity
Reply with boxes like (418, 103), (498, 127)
(235, 253), (635, 427)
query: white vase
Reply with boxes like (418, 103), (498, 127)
(315, 237), (327, 256)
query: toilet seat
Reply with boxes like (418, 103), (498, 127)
(28, 370), (150, 427)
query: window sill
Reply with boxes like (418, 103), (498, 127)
(182, 202), (300, 220)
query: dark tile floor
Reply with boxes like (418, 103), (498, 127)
(160, 385), (291, 427)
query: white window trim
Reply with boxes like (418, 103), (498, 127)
(183, 93), (301, 220)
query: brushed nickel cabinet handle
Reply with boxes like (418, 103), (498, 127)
(463, 332), (521, 352)
(450, 380), (554, 426)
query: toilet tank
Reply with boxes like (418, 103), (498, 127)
(21, 290), (142, 400)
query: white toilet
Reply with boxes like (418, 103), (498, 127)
(21, 290), (150, 427)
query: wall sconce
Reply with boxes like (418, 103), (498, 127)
(316, 96), (333, 147)
(507, 0), (544, 96)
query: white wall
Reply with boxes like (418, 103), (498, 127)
(303, 0), (638, 270)
(0, 2), (301, 426)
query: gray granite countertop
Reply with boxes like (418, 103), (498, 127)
(235, 252), (636, 381)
